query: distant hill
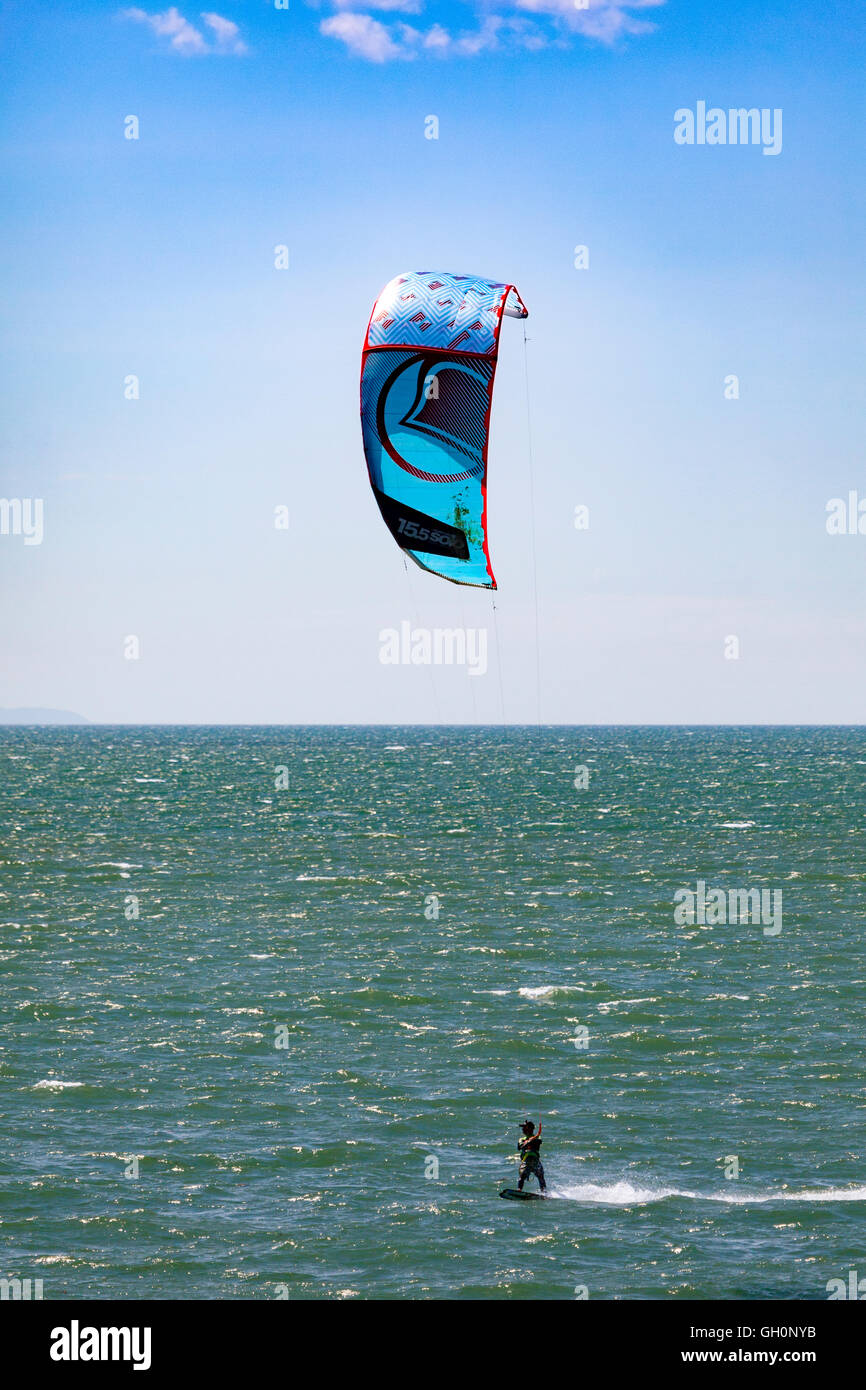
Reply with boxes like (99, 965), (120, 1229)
(0, 708), (89, 725)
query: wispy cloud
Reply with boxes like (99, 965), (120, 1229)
(331, 0), (424, 12)
(320, 12), (404, 61)
(515, 0), (665, 43)
(201, 11), (248, 53)
(320, 0), (664, 60)
(123, 7), (248, 55)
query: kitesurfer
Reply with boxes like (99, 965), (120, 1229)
(517, 1120), (546, 1193)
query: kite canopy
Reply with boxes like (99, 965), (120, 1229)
(360, 270), (528, 589)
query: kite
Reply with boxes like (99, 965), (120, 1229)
(360, 270), (528, 589)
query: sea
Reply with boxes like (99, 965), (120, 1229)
(1, 725), (864, 1300)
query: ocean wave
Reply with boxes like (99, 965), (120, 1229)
(31, 1079), (86, 1091)
(519, 985), (584, 1000)
(596, 996), (658, 1013)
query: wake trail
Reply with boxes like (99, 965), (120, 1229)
(550, 1179), (866, 1207)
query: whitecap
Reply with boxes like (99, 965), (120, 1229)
(519, 985), (583, 1000)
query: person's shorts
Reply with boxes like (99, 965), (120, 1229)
(519, 1157), (545, 1184)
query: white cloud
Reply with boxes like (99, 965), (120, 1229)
(124, 6), (207, 52)
(320, 12), (405, 61)
(201, 11), (248, 53)
(423, 22), (450, 50)
(123, 7), (248, 55)
(453, 15), (505, 55)
(331, 0), (423, 11)
(514, 0), (664, 43)
(320, 0), (665, 60)
(321, 11), (548, 60)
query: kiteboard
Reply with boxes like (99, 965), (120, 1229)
(499, 1188), (547, 1201)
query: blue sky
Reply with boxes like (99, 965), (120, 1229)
(1, 0), (863, 722)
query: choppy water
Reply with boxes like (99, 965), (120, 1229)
(1, 726), (865, 1299)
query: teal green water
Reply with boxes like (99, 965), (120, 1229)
(1, 726), (865, 1299)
